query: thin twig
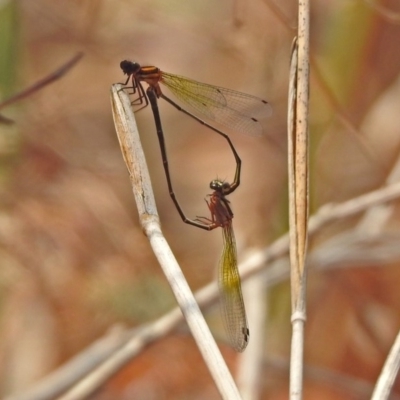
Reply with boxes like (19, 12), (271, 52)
(0, 52), (84, 124)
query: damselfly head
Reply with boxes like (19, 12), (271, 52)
(120, 60), (141, 76)
(210, 179), (230, 193)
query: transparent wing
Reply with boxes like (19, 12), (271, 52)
(160, 72), (272, 137)
(218, 223), (249, 352)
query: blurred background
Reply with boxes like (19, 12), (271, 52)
(1, 0), (400, 399)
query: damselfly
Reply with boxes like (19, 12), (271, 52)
(120, 60), (272, 137)
(195, 177), (249, 352)
(119, 60), (270, 226)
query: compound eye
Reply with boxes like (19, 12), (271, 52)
(120, 60), (141, 75)
(210, 179), (223, 190)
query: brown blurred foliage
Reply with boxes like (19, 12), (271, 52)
(1, 0), (400, 399)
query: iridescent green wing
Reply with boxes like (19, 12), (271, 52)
(160, 72), (271, 137)
(218, 224), (249, 352)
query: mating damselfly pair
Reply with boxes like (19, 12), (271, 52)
(119, 60), (272, 352)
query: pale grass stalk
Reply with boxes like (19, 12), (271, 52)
(288, 0), (310, 398)
(371, 328), (400, 400)
(238, 273), (267, 400)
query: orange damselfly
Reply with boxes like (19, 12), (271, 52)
(120, 60), (271, 137)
